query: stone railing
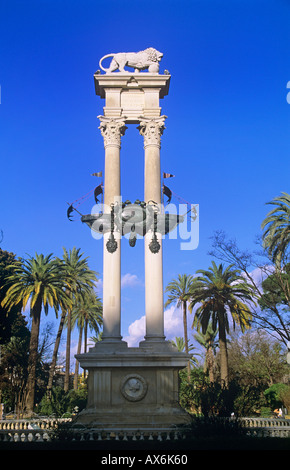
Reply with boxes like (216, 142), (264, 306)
(238, 417), (290, 438)
(0, 417), (290, 443)
(0, 418), (71, 443)
(0, 417), (70, 430)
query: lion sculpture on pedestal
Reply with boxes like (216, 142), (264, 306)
(99, 47), (163, 74)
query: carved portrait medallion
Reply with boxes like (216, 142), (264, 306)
(120, 374), (148, 402)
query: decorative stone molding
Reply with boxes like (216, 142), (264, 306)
(120, 374), (148, 402)
(98, 116), (127, 148)
(138, 116), (166, 148)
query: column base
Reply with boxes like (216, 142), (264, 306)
(101, 335), (126, 343)
(88, 338), (128, 353)
(139, 337), (178, 353)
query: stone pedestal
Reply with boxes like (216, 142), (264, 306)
(75, 342), (191, 431)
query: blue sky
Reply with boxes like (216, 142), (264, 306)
(1, 0), (290, 360)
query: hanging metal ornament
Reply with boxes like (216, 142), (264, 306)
(129, 224), (137, 247)
(149, 232), (160, 254)
(149, 210), (160, 254)
(106, 203), (118, 253)
(106, 232), (118, 253)
(79, 197), (186, 255)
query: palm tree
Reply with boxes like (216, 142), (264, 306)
(1, 253), (70, 415)
(261, 192), (290, 266)
(47, 248), (98, 392)
(189, 261), (254, 387)
(61, 248), (98, 392)
(171, 336), (189, 353)
(193, 322), (218, 383)
(71, 290), (102, 389)
(165, 274), (196, 379)
(171, 336), (200, 367)
(90, 331), (103, 344)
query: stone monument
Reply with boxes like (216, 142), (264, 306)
(74, 48), (191, 432)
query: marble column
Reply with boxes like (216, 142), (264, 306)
(138, 117), (166, 343)
(98, 116), (127, 341)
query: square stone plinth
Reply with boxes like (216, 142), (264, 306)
(74, 341), (191, 431)
(94, 73), (171, 123)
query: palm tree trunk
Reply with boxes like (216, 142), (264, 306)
(182, 300), (191, 380)
(47, 308), (66, 391)
(206, 346), (215, 383)
(64, 309), (71, 392)
(25, 299), (42, 415)
(83, 318), (88, 378)
(84, 318), (88, 353)
(74, 325), (83, 390)
(218, 315), (229, 388)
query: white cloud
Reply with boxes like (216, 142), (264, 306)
(123, 304), (194, 347)
(240, 265), (274, 289)
(248, 265), (274, 287)
(164, 305), (184, 339)
(123, 315), (146, 347)
(93, 274), (140, 296)
(121, 273), (140, 288)
(95, 278), (103, 293)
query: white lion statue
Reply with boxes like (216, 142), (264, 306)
(99, 47), (163, 74)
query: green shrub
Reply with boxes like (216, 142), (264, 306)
(38, 386), (87, 417)
(38, 387), (69, 417)
(264, 383), (289, 409)
(260, 406), (273, 418)
(179, 369), (267, 417)
(185, 415), (247, 438)
(67, 388), (87, 414)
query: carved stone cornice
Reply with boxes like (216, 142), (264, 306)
(98, 116), (127, 148)
(137, 116), (167, 148)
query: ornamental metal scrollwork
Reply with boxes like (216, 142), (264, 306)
(81, 199), (184, 254)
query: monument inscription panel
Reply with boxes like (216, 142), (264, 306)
(121, 91), (145, 109)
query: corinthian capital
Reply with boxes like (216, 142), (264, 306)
(138, 116), (167, 148)
(98, 116), (127, 148)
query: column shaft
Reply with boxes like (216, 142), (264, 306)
(99, 117), (126, 341)
(139, 117), (166, 342)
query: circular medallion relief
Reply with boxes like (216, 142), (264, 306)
(120, 374), (148, 402)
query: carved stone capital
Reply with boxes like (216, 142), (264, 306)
(138, 116), (167, 148)
(98, 116), (127, 148)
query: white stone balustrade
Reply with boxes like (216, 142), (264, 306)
(0, 418), (290, 443)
